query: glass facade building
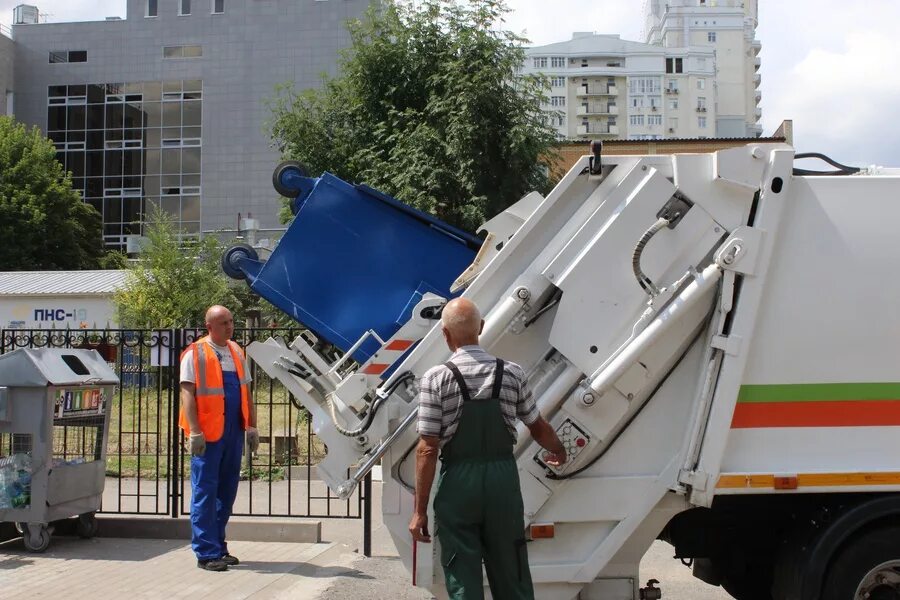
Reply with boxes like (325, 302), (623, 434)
(47, 80), (202, 250)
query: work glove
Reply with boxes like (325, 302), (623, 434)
(246, 427), (260, 454)
(189, 433), (206, 457)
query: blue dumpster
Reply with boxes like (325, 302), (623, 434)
(225, 171), (481, 363)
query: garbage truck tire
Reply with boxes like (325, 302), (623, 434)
(76, 512), (99, 538)
(272, 160), (309, 199)
(821, 526), (900, 600)
(222, 243), (258, 280)
(22, 523), (51, 553)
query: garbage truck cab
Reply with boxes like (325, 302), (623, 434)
(225, 143), (900, 600)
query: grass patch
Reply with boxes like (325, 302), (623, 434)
(104, 379), (326, 478)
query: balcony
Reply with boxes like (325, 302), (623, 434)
(751, 40), (762, 56)
(696, 106), (708, 113)
(754, 56), (761, 71)
(577, 105), (619, 116)
(577, 86), (618, 97)
(748, 123), (764, 137)
(755, 90), (762, 103)
(755, 107), (762, 120)
(577, 124), (619, 136)
(665, 88), (679, 95)
(754, 73), (761, 86)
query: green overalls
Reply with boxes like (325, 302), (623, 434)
(434, 359), (535, 600)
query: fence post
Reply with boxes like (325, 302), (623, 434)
(171, 328), (181, 518)
(363, 471), (373, 557)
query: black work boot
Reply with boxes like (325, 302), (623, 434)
(221, 553), (240, 566)
(197, 558), (228, 571)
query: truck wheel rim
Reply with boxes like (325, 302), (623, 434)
(856, 560), (900, 599)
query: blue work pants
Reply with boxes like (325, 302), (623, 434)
(190, 371), (244, 560)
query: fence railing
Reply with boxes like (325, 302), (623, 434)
(0, 328), (368, 526)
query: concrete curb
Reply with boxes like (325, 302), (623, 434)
(93, 515), (321, 543)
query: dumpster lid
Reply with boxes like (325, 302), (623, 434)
(0, 348), (118, 387)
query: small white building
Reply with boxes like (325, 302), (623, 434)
(0, 270), (128, 330)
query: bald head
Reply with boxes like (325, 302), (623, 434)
(441, 298), (483, 350)
(205, 305), (234, 345)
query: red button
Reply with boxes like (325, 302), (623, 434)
(576, 438), (586, 447)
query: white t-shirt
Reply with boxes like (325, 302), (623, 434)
(180, 339), (250, 384)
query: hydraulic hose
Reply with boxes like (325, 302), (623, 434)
(793, 152), (861, 176)
(632, 217), (671, 297)
(330, 371), (415, 438)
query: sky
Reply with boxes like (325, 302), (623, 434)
(2, 0), (898, 168)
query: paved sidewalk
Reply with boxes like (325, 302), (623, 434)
(0, 536), (362, 599)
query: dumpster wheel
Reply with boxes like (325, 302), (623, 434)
(272, 160), (309, 199)
(222, 243), (259, 280)
(76, 512), (99, 538)
(21, 523), (51, 553)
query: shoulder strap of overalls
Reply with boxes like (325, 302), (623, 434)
(491, 358), (505, 398)
(444, 359), (505, 402)
(444, 361), (472, 404)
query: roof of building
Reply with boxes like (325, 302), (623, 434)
(527, 34), (665, 56)
(0, 270), (129, 296)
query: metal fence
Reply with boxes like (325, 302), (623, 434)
(0, 328), (368, 525)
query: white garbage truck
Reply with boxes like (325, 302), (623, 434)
(225, 143), (900, 600)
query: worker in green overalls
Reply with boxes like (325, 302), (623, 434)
(410, 298), (568, 599)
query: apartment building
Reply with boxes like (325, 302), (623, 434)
(527, 0), (761, 141)
(645, 0), (762, 137)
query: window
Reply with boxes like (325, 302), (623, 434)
(665, 57), (683, 74)
(49, 51), (88, 64)
(179, 0), (191, 15)
(533, 57), (547, 68)
(648, 114), (662, 126)
(697, 78), (706, 90)
(669, 99), (678, 110)
(698, 116), (707, 128)
(648, 96), (661, 109)
(550, 57), (565, 68)
(212, 0), (224, 13)
(708, 32), (717, 43)
(630, 96), (644, 109)
(628, 77), (661, 95)
(630, 115), (644, 126)
(550, 96), (566, 107)
(163, 45), (202, 59)
(581, 59), (588, 67)
(669, 117), (678, 130)
(147, 0), (158, 17)
(666, 79), (679, 94)
(697, 97), (707, 111)
(550, 77), (565, 88)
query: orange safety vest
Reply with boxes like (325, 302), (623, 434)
(179, 336), (251, 442)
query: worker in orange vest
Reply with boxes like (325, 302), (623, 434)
(179, 305), (259, 571)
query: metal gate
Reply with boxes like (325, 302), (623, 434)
(0, 328), (367, 523)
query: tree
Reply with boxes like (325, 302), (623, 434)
(0, 116), (103, 270)
(113, 208), (239, 329)
(268, 0), (557, 231)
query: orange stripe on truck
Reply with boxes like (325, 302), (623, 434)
(731, 400), (900, 428)
(361, 363), (389, 375)
(717, 472), (900, 490)
(385, 339), (414, 351)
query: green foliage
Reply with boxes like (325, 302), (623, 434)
(268, 0), (557, 231)
(98, 251), (129, 270)
(113, 207), (239, 328)
(0, 116), (103, 270)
